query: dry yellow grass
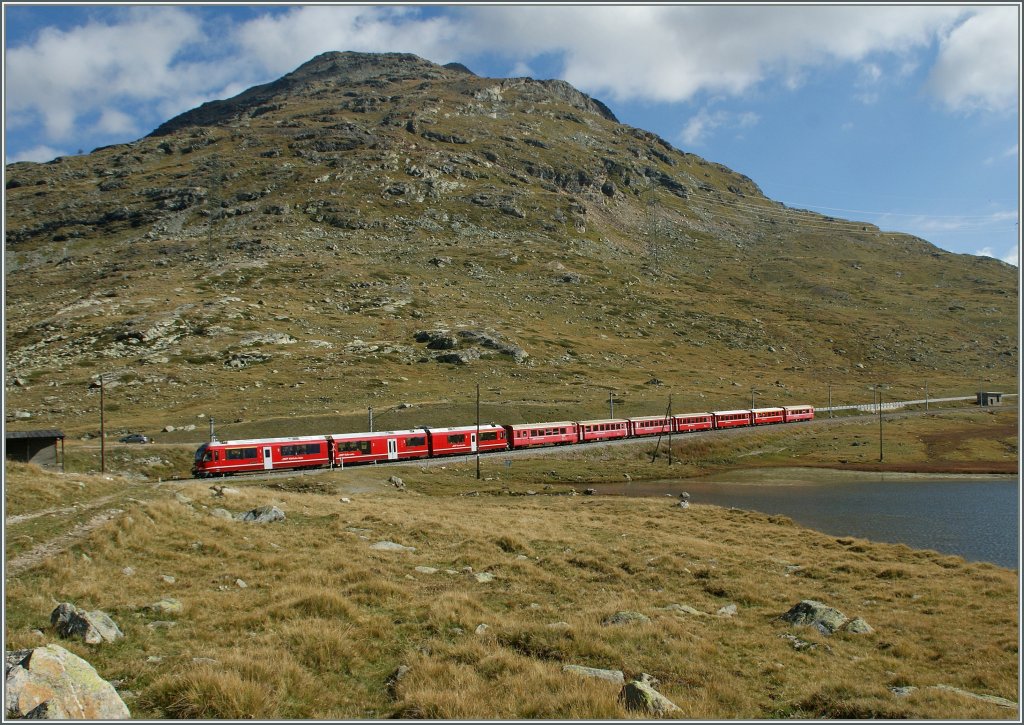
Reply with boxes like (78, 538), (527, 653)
(4, 455), (1018, 719)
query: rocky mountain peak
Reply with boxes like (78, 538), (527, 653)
(148, 50), (616, 137)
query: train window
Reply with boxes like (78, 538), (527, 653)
(480, 431), (499, 442)
(448, 434), (466, 445)
(406, 436), (426, 447)
(226, 447), (257, 460)
(281, 443), (322, 456)
(340, 441), (371, 454)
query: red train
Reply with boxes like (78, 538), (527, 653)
(192, 405), (814, 477)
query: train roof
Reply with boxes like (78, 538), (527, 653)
(783, 405), (814, 410)
(576, 418), (629, 425)
(672, 411), (712, 417)
(503, 421), (578, 429)
(751, 407), (786, 413)
(209, 435), (326, 446)
(627, 415), (673, 422)
(423, 424), (504, 433)
(327, 429), (424, 439)
(712, 409), (752, 416)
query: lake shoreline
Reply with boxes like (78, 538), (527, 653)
(664, 465), (1016, 485)
(596, 468), (1018, 569)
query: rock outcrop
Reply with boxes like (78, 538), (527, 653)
(50, 603), (124, 644)
(5, 645), (130, 719)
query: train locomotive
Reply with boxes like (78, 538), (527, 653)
(192, 405), (813, 478)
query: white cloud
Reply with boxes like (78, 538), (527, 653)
(452, 5), (970, 104)
(736, 111), (760, 129)
(860, 63), (883, 84)
(5, 7), (210, 140)
(5, 145), (68, 164)
(94, 108), (138, 137)
(4, 4), (1015, 157)
(926, 6), (1020, 113)
(975, 245), (1019, 266)
(681, 109), (725, 146)
(231, 6), (461, 79)
(680, 107), (759, 146)
(510, 61), (535, 78)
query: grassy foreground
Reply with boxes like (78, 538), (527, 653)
(4, 410), (1019, 719)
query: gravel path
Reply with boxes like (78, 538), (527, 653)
(6, 507), (125, 576)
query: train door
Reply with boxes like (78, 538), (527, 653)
(471, 433), (477, 453)
(263, 447), (273, 470)
(387, 438), (398, 461)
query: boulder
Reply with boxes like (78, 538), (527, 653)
(144, 598), (183, 615)
(843, 617), (874, 634)
(780, 599), (848, 634)
(239, 505), (285, 523)
(50, 603), (123, 645)
(602, 611), (650, 626)
(385, 664), (410, 699)
(563, 664), (625, 684)
(618, 673), (681, 715)
(370, 541), (416, 553)
(5, 645), (130, 718)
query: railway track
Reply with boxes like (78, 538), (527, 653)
(135, 404), (1018, 483)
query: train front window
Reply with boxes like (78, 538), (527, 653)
(195, 445), (210, 463)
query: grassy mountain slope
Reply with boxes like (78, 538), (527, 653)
(4, 52), (1017, 442)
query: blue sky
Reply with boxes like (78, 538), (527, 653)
(3, 3), (1020, 264)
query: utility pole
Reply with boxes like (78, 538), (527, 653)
(667, 394), (674, 466)
(751, 387), (756, 409)
(828, 383), (833, 418)
(609, 392), (614, 418)
(924, 381), (929, 413)
(651, 394), (674, 465)
(210, 416), (217, 443)
(476, 383), (481, 480)
(99, 373), (106, 474)
(368, 407), (374, 433)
